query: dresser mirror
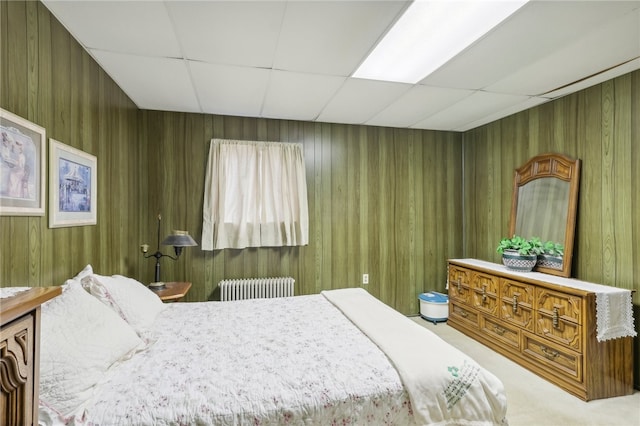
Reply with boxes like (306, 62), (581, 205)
(509, 153), (581, 277)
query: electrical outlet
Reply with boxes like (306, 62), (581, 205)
(362, 274), (369, 285)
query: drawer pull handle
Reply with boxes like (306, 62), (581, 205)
(540, 345), (559, 359)
(493, 325), (506, 336)
(456, 279), (462, 292)
(512, 294), (518, 313)
(552, 307), (559, 328)
(482, 286), (487, 303)
(459, 309), (468, 318)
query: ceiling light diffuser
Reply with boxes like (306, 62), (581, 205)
(353, 0), (529, 84)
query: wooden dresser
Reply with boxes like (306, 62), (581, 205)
(1, 287), (61, 426)
(447, 259), (634, 401)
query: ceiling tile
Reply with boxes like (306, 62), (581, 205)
(90, 50), (200, 113)
(454, 97), (551, 132)
(42, 0), (180, 57)
(486, 8), (640, 96)
(366, 85), (473, 129)
(274, 1), (408, 76)
(166, 1), (286, 68)
(262, 71), (346, 122)
(420, 1), (640, 92)
(411, 91), (531, 131)
(317, 79), (410, 125)
(190, 62), (270, 117)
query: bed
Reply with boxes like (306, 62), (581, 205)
(31, 265), (508, 425)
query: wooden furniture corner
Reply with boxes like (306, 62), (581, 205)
(1, 287), (61, 426)
(150, 281), (192, 302)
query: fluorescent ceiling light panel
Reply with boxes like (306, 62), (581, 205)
(353, 0), (529, 84)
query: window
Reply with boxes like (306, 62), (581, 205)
(202, 139), (309, 250)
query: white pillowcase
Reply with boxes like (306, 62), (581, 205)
(81, 274), (166, 334)
(59, 264), (94, 290)
(40, 280), (144, 417)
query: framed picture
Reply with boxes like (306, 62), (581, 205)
(0, 108), (46, 216)
(49, 139), (97, 228)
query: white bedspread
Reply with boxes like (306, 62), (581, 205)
(43, 290), (508, 426)
(53, 294), (416, 425)
(323, 288), (508, 426)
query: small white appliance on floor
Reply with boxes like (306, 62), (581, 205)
(418, 292), (449, 324)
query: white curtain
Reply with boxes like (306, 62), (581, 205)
(202, 139), (309, 250)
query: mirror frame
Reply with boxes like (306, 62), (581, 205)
(509, 153), (581, 277)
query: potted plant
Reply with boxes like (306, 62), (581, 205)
(537, 240), (564, 270)
(496, 235), (541, 272)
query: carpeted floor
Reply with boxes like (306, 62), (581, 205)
(411, 316), (640, 426)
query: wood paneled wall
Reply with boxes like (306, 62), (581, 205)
(0, 1), (147, 287)
(143, 111), (463, 313)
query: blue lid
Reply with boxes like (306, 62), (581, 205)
(419, 292), (448, 302)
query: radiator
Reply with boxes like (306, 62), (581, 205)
(218, 277), (295, 301)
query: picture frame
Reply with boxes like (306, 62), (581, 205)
(0, 108), (46, 216)
(49, 139), (97, 228)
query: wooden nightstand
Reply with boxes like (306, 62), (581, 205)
(150, 282), (192, 302)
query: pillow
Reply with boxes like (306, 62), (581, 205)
(60, 264), (94, 290)
(81, 274), (166, 334)
(39, 280), (144, 417)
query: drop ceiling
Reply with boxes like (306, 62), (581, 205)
(42, 0), (640, 132)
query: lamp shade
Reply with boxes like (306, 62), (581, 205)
(161, 230), (198, 247)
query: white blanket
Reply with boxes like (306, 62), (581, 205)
(42, 294), (417, 425)
(322, 288), (508, 426)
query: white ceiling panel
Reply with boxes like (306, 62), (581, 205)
(367, 85), (473, 129)
(420, 1), (640, 92)
(455, 96), (551, 132)
(412, 91), (532, 131)
(190, 62), (271, 117)
(167, 1), (286, 68)
(317, 79), (410, 125)
(487, 7), (640, 96)
(544, 58), (640, 99)
(273, 1), (407, 76)
(90, 51), (201, 113)
(44, 1), (181, 57)
(262, 71), (346, 122)
(41, 0), (640, 132)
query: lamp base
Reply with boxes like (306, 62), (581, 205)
(148, 281), (166, 290)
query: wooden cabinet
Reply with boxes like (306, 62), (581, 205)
(1, 287), (61, 426)
(447, 259), (633, 401)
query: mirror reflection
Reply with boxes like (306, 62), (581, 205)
(515, 177), (569, 244)
(509, 153), (581, 277)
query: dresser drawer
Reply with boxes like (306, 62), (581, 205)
(500, 278), (534, 331)
(480, 315), (520, 350)
(522, 332), (582, 382)
(536, 288), (582, 324)
(470, 272), (499, 317)
(448, 265), (472, 303)
(535, 288), (582, 351)
(450, 301), (479, 329)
